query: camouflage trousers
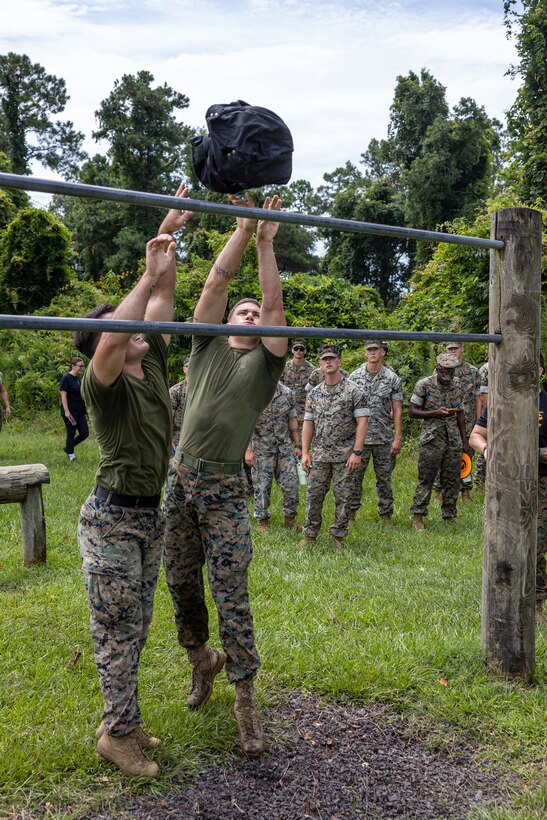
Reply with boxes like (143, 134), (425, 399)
(350, 443), (394, 516)
(434, 423), (474, 492)
(303, 460), (353, 539)
(251, 443), (299, 521)
(78, 494), (164, 736)
(411, 438), (461, 519)
(474, 453), (486, 487)
(162, 461), (259, 684)
(536, 476), (547, 603)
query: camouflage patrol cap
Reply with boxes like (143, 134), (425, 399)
(319, 343), (341, 359)
(436, 353), (459, 368)
(445, 341), (463, 350)
(364, 340), (387, 350)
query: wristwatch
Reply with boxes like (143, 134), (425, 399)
(352, 449), (364, 456)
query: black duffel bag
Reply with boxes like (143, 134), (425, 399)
(191, 100), (293, 194)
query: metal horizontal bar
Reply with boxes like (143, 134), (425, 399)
(0, 172), (504, 250)
(0, 315), (502, 344)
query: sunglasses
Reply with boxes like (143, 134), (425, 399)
(292, 346), (306, 352)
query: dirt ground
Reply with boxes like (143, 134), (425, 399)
(83, 691), (516, 819)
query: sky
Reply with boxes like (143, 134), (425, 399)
(1, 0), (520, 198)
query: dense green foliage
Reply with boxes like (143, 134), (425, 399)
(0, 208), (73, 314)
(504, 0), (547, 203)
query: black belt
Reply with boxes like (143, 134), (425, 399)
(94, 485), (161, 509)
(181, 453), (242, 475)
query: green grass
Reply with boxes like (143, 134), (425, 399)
(0, 414), (545, 818)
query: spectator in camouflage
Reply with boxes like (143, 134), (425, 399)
(169, 355), (190, 451)
(348, 341), (403, 522)
(409, 353), (467, 530)
(474, 362), (489, 488)
(299, 344), (369, 548)
(245, 381), (301, 530)
(280, 339), (315, 430)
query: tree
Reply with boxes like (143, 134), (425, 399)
(504, 0), (547, 203)
(0, 208), (72, 313)
(53, 71), (195, 280)
(0, 52), (85, 176)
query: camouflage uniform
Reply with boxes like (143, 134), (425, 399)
(348, 364), (403, 516)
(250, 382), (299, 522)
(433, 360), (480, 492)
(410, 373), (464, 519)
(170, 379), (188, 450)
(78, 334), (171, 736)
(536, 481), (547, 604)
(474, 363), (489, 487)
(303, 380), (369, 539)
(0, 371), (3, 433)
(163, 462), (259, 682)
(280, 359), (315, 428)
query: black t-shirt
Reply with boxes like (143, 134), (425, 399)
(477, 391), (547, 477)
(60, 372), (86, 415)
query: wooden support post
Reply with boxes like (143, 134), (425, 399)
(20, 486), (47, 565)
(483, 207), (543, 680)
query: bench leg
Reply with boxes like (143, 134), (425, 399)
(20, 486), (47, 565)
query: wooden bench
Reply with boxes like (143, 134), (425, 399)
(0, 464), (50, 565)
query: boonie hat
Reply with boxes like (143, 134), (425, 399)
(319, 344), (341, 360)
(436, 353), (459, 368)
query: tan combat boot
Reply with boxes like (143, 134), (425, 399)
(284, 516), (302, 530)
(331, 536), (345, 549)
(187, 645), (226, 709)
(233, 679), (264, 758)
(433, 491), (442, 505)
(349, 510), (357, 522)
(379, 513), (393, 526)
(95, 721), (161, 750)
(96, 729), (160, 777)
(298, 535), (315, 548)
(461, 488), (471, 502)
(536, 601), (546, 625)
(412, 514), (425, 531)
(258, 519), (270, 532)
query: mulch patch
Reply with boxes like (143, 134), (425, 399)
(85, 691), (515, 819)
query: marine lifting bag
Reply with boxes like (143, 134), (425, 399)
(191, 100), (293, 194)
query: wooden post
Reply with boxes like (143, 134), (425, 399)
(0, 464), (50, 566)
(483, 207), (542, 680)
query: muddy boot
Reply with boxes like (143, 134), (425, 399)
(433, 491), (442, 506)
(412, 514), (425, 531)
(96, 729), (160, 777)
(298, 535), (315, 548)
(331, 536), (345, 549)
(233, 679), (264, 758)
(95, 721), (161, 750)
(187, 645), (226, 709)
(349, 509), (357, 522)
(461, 488), (471, 502)
(283, 516), (302, 530)
(257, 519), (270, 532)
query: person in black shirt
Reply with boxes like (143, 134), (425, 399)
(469, 354), (547, 622)
(60, 357), (89, 460)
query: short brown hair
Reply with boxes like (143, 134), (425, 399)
(73, 303), (117, 359)
(227, 298), (261, 322)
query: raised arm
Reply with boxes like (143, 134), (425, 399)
(92, 235), (176, 387)
(256, 195), (287, 357)
(193, 193), (256, 325)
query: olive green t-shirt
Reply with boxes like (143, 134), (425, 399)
(177, 335), (285, 463)
(82, 334), (172, 496)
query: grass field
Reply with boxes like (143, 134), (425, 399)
(0, 414), (545, 818)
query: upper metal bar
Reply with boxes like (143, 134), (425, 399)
(0, 315), (502, 343)
(0, 172), (504, 250)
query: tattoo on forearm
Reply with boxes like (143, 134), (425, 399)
(213, 263), (235, 281)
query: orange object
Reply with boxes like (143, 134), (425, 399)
(460, 452), (472, 478)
